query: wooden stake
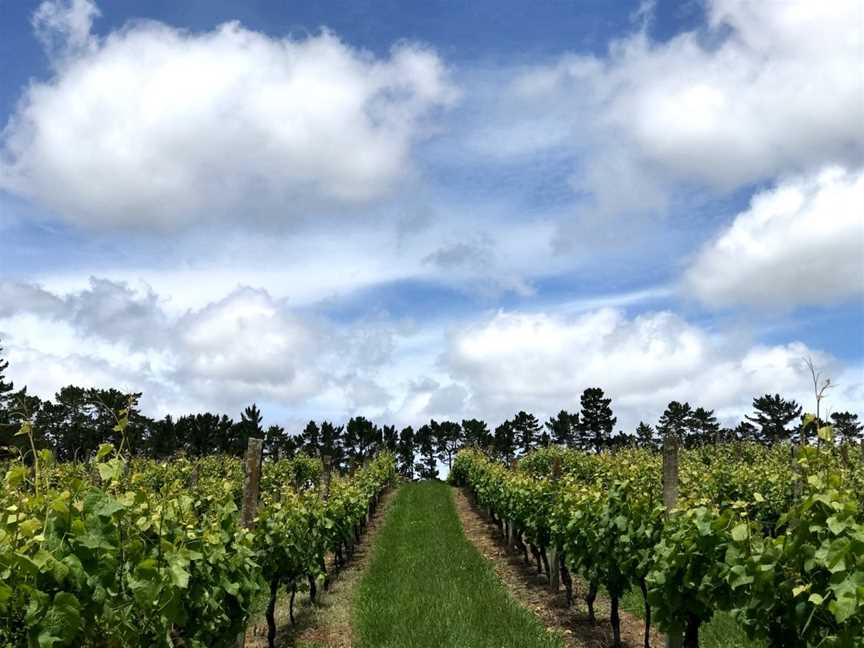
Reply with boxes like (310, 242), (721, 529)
(236, 437), (264, 648)
(662, 434), (682, 648)
(549, 457), (561, 592)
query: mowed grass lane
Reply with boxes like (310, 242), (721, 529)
(353, 481), (564, 648)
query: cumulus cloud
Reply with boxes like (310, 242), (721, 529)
(32, 0), (99, 60)
(0, 279), (396, 416)
(1, 1), (456, 228)
(480, 0), (863, 211)
(444, 307), (862, 430)
(685, 166), (864, 308)
(1, 278), (861, 429)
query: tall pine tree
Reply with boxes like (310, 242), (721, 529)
(415, 424), (438, 479)
(493, 420), (516, 461)
(745, 394), (802, 444)
(397, 426), (415, 479)
(635, 421), (657, 450)
(461, 418), (492, 448)
(657, 401), (693, 443)
(690, 407), (720, 446)
(578, 388), (616, 452)
(511, 411), (542, 456)
(545, 410), (579, 447)
(831, 412), (863, 443)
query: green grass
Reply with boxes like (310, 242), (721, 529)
(353, 481), (564, 648)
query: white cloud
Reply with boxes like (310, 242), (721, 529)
(1, 278), (861, 430)
(685, 166), (864, 307)
(478, 0), (864, 211)
(444, 306), (862, 430)
(32, 0), (99, 60)
(1, 1), (456, 228)
(0, 279), (397, 418)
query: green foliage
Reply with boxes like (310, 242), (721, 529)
(451, 432), (864, 648)
(0, 428), (395, 647)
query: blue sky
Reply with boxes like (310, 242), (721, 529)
(0, 0), (862, 433)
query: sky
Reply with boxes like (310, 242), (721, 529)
(0, 0), (862, 435)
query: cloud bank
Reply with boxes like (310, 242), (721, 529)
(686, 167), (864, 308)
(1, 0), (457, 228)
(2, 279), (860, 432)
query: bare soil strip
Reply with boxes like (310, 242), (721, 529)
(451, 485), (664, 648)
(245, 486), (400, 648)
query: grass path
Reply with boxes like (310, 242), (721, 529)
(353, 481), (565, 648)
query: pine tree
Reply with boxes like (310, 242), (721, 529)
(397, 426), (415, 479)
(264, 424), (289, 459)
(830, 412), (863, 443)
(461, 419), (492, 448)
(300, 420), (321, 455)
(319, 421), (345, 470)
(733, 420), (757, 442)
(415, 424), (438, 479)
(545, 410), (579, 447)
(690, 407), (720, 446)
(657, 401), (693, 443)
(344, 416), (379, 465)
(635, 421), (657, 450)
(511, 411), (542, 456)
(493, 420), (516, 461)
(745, 394), (802, 444)
(382, 424), (399, 453)
(432, 419), (463, 469)
(0, 340), (13, 416)
(578, 388), (617, 452)
(233, 403), (263, 455)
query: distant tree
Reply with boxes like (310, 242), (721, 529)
(300, 420), (321, 456)
(461, 419), (492, 449)
(831, 412), (863, 443)
(746, 394), (802, 444)
(657, 401), (693, 444)
(493, 420), (516, 461)
(0, 340), (14, 422)
(415, 424), (438, 479)
(319, 421), (345, 470)
(545, 410), (579, 447)
(635, 421), (657, 450)
(510, 411), (542, 456)
(432, 419), (462, 469)
(263, 424), (288, 459)
(344, 416), (380, 465)
(36, 386), (144, 460)
(382, 424), (399, 453)
(2, 387), (44, 458)
(232, 403), (264, 455)
(578, 388), (617, 452)
(733, 420), (757, 442)
(92, 389), (147, 453)
(690, 407), (721, 446)
(147, 414), (178, 458)
(397, 426), (415, 479)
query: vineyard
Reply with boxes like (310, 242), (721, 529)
(0, 415), (396, 648)
(450, 437), (864, 648)
(2, 406), (864, 647)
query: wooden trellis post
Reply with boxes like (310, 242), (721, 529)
(236, 437), (264, 648)
(548, 456), (562, 592)
(662, 434), (682, 648)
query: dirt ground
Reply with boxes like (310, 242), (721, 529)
(451, 486), (664, 648)
(245, 486), (399, 648)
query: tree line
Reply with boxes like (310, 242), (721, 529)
(1, 341), (861, 478)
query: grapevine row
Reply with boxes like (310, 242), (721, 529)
(450, 437), (864, 648)
(0, 434), (395, 648)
